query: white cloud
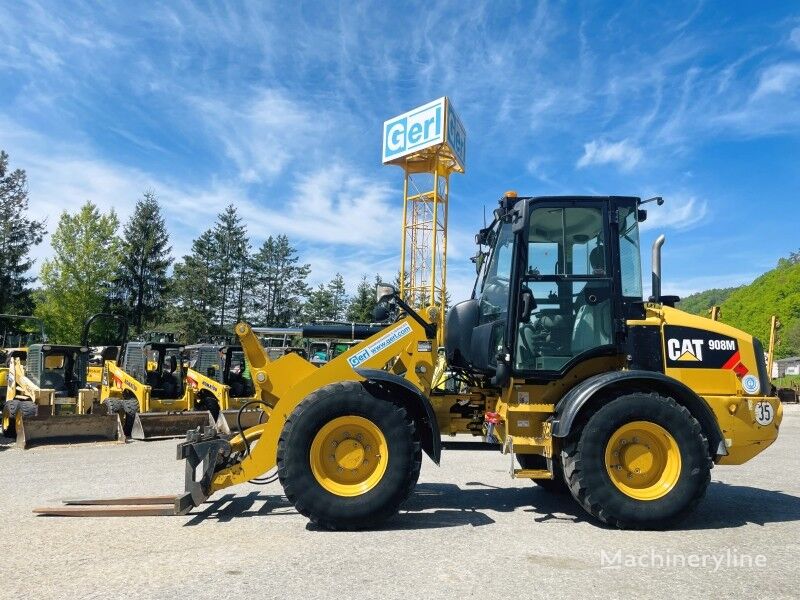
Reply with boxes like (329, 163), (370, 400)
(639, 195), (708, 232)
(790, 27), (800, 50)
(751, 62), (800, 99)
(576, 138), (643, 171)
(190, 88), (325, 183)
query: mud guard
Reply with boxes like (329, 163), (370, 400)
(355, 368), (441, 465)
(551, 369), (727, 458)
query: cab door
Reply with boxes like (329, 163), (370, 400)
(511, 200), (622, 379)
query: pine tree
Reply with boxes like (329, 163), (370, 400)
(164, 230), (218, 342)
(211, 205), (249, 328)
(251, 234), (311, 326)
(346, 274), (378, 322)
(35, 202), (120, 343)
(328, 273), (348, 321)
(303, 283), (335, 322)
(113, 191), (172, 333)
(0, 150), (46, 313)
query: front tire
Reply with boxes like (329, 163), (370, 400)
(562, 393), (711, 529)
(1, 399), (37, 439)
(277, 381), (421, 530)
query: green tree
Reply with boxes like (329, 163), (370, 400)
(328, 273), (348, 321)
(0, 150), (46, 313)
(346, 274), (378, 322)
(251, 234), (311, 326)
(35, 202), (120, 343)
(211, 205), (249, 328)
(113, 191), (172, 333)
(303, 283), (335, 322)
(164, 230), (218, 342)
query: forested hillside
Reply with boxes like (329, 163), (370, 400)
(678, 255), (800, 359)
(676, 287), (739, 317)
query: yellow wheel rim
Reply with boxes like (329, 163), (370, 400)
(310, 416), (388, 497)
(604, 421), (681, 501)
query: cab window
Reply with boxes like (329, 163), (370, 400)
(516, 205), (613, 373)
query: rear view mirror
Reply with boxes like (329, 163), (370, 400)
(375, 283), (397, 303)
(472, 251), (486, 274)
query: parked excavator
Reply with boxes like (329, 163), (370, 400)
(38, 194), (782, 530)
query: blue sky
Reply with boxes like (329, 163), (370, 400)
(1, 1), (799, 302)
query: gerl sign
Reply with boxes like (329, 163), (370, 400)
(382, 97), (466, 171)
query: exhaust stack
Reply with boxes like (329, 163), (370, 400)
(651, 234), (666, 302)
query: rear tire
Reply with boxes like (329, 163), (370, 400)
(517, 454), (568, 494)
(277, 381), (421, 530)
(1, 399), (37, 439)
(562, 393), (711, 529)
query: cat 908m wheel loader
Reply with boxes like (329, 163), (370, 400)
(37, 194), (782, 529)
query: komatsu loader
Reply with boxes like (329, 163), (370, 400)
(183, 343), (264, 433)
(38, 194), (782, 529)
(3, 343), (123, 448)
(0, 314), (46, 403)
(100, 341), (214, 439)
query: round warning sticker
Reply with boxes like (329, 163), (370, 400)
(754, 401), (774, 426)
(741, 374), (760, 395)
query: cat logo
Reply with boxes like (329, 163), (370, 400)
(667, 338), (704, 362)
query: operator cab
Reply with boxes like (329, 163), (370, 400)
(24, 344), (90, 397)
(446, 194), (646, 383)
(123, 342), (185, 399)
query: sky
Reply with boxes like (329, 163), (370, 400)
(1, 1), (799, 303)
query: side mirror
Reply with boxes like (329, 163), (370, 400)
(375, 282), (397, 304)
(471, 251), (486, 274)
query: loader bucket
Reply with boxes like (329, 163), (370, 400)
(131, 411), (215, 440)
(216, 409), (267, 435)
(16, 412), (125, 449)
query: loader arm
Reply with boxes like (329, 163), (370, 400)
(102, 360), (151, 411)
(201, 317), (433, 498)
(185, 367), (230, 407)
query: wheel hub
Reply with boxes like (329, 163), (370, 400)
(605, 421), (681, 501)
(310, 415), (388, 497)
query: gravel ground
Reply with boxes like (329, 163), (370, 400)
(1, 405), (798, 600)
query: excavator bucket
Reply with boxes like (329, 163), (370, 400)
(131, 411), (215, 440)
(17, 412), (125, 449)
(215, 409), (267, 435)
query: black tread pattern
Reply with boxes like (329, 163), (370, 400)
(562, 393), (712, 529)
(277, 381), (422, 530)
(2, 399), (37, 438)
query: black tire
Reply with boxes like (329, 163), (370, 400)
(120, 397), (140, 437)
(562, 393), (711, 529)
(1, 399), (37, 439)
(277, 381), (422, 530)
(196, 394), (220, 421)
(517, 453), (569, 494)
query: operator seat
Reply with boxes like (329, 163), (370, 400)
(161, 355), (180, 398)
(572, 246), (612, 353)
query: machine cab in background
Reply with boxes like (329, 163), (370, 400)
(446, 195), (646, 382)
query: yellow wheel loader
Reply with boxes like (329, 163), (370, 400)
(101, 341), (214, 440)
(0, 314), (46, 404)
(184, 343), (263, 433)
(38, 194), (782, 530)
(3, 343), (124, 448)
